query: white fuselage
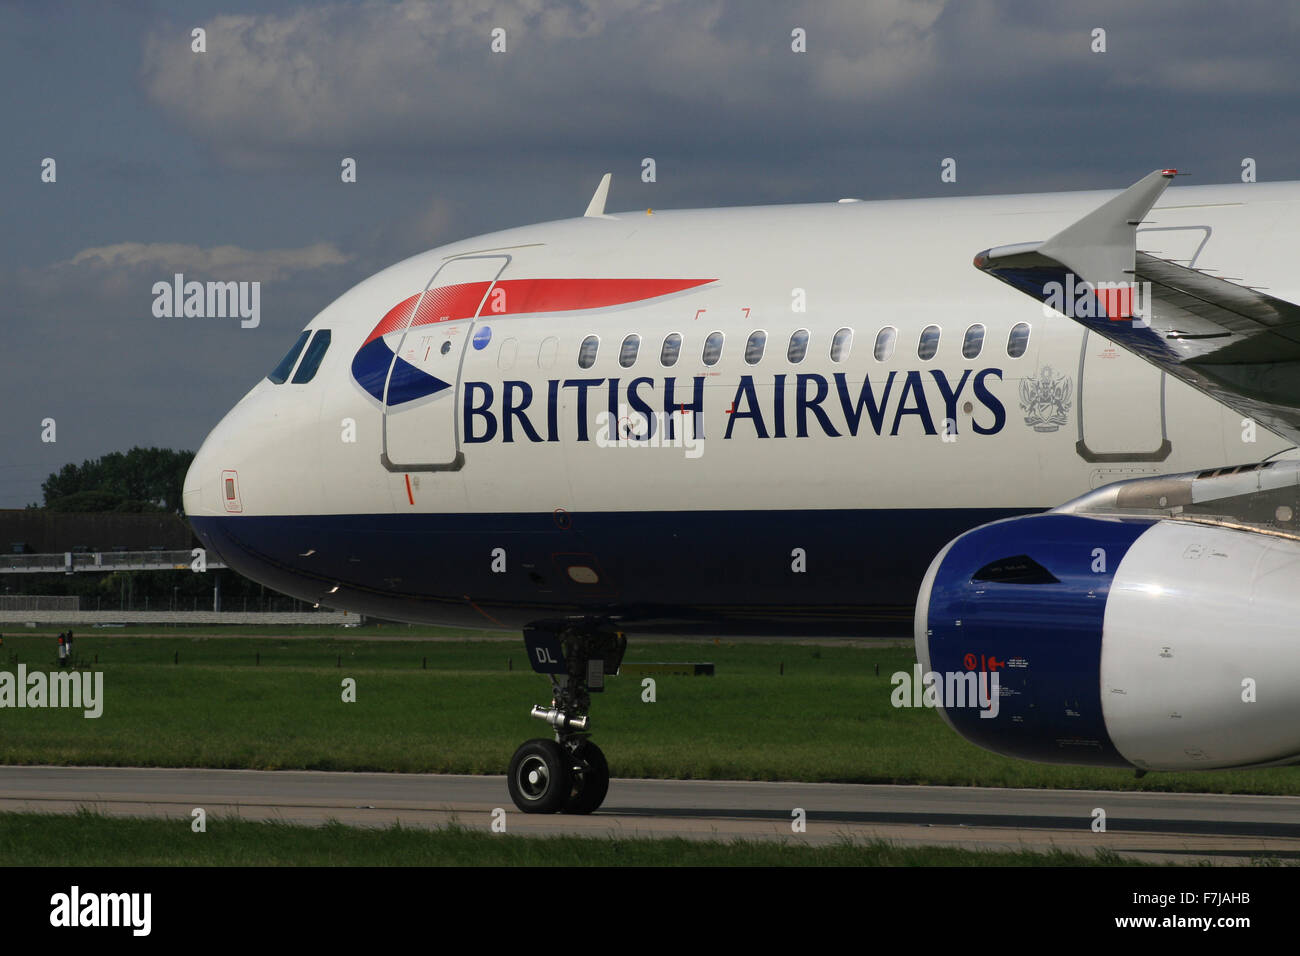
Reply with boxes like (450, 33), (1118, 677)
(184, 180), (1299, 635)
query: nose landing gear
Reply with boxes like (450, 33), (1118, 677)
(507, 624), (625, 814)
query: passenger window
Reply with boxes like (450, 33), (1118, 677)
(619, 334), (640, 368)
(498, 337), (518, 371)
(1007, 323), (1031, 358)
(291, 330), (332, 384)
(268, 330), (310, 384)
(962, 324), (985, 360)
(830, 327), (853, 363)
(538, 336), (558, 369)
(787, 329), (809, 363)
(661, 333), (682, 367)
(702, 331), (724, 366)
(578, 335), (599, 369)
(917, 325), (940, 361)
(744, 330), (766, 365)
(873, 327), (896, 362)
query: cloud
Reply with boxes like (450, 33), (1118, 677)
(1, 240), (358, 336)
(138, 0), (956, 169)
(134, 0), (1300, 193)
(62, 241), (351, 280)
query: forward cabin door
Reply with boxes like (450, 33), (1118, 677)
(381, 255), (510, 471)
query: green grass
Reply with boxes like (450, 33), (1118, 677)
(0, 633), (1298, 794)
(0, 809), (1143, 866)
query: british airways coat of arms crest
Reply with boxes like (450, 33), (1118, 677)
(1019, 365), (1073, 432)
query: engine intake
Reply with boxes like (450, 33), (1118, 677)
(917, 512), (1300, 772)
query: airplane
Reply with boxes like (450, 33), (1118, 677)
(183, 170), (1299, 813)
(917, 168), (1300, 777)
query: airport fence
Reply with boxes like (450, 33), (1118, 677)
(0, 595), (80, 611)
(0, 610), (361, 626)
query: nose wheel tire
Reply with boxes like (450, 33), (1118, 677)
(562, 740), (609, 815)
(507, 739), (571, 814)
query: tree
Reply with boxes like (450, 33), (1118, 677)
(41, 447), (196, 514)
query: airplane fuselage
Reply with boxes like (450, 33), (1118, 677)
(185, 180), (1300, 635)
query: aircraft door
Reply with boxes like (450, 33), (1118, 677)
(1074, 226), (1213, 464)
(381, 255), (510, 471)
(1075, 329), (1171, 463)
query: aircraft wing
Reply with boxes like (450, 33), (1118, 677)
(974, 168), (1300, 446)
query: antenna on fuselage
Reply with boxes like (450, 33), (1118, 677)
(584, 173), (612, 218)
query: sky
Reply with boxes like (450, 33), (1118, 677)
(2, 0), (1298, 507)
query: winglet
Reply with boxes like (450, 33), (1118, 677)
(1036, 168), (1176, 288)
(584, 173), (612, 218)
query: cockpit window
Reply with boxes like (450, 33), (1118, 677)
(291, 330), (332, 384)
(268, 331), (311, 384)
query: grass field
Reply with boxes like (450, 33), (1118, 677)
(1, 629), (1298, 794)
(0, 809), (1141, 866)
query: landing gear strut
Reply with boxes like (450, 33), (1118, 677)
(507, 624), (625, 814)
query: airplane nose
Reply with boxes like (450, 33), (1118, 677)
(185, 418), (229, 521)
(185, 387), (257, 522)
(183, 447), (204, 518)
(184, 407), (263, 582)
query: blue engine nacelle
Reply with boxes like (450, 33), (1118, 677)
(915, 513), (1153, 769)
(918, 511), (1300, 772)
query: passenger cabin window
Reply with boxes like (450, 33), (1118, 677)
(702, 331), (724, 366)
(497, 337), (518, 371)
(1007, 323), (1031, 358)
(873, 327), (896, 362)
(787, 329), (809, 363)
(578, 335), (599, 369)
(619, 334), (640, 368)
(661, 333), (682, 367)
(538, 336), (559, 369)
(830, 327), (853, 363)
(962, 324), (985, 360)
(745, 330), (766, 365)
(268, 330), (311, 384)
(917, 325), (940, 361)
(291, 330), (331, 384)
